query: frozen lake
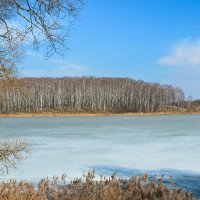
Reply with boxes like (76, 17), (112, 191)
(0, 115), (200, 196)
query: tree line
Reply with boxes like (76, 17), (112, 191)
(0, 77), (185, 113)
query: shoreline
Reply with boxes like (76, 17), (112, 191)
(0, 111), (200, 118)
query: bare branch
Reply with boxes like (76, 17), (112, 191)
(0, 0), (85, 58)
(0, 139), (31, 174)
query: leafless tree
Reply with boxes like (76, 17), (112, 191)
(0, 0), (84, 56)
(0, 0), (84, 174)
(0, 139), (30, 174)
(0, 0), (85, 78)
(0, 77), (185, 113)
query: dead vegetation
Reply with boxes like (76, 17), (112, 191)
(0, 171), (197, 200)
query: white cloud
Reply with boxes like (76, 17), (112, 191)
(49, 58), (88, 76)
(26, 51), (43, 58)
(157, 39), (200, 66)
(21, 51), (89, 77)
(23, 64), (88, 77)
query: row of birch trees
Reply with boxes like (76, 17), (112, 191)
(0, 77), (185, 113)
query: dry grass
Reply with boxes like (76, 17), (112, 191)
(1, 110), (200, 118)
(0, 171), (197, 200)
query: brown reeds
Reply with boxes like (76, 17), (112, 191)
(0, 171), (197, 200)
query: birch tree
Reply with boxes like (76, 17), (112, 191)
(0, 77), (185, 113)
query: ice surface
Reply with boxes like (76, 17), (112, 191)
(0, 115), (200, 195)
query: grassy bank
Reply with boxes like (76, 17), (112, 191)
(0, 171), (196, 200)
(0, 110), (200, 118)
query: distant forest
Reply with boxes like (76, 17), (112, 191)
(0, 77), (185, 113)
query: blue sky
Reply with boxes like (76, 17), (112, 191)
(19, 0), (200, 99)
